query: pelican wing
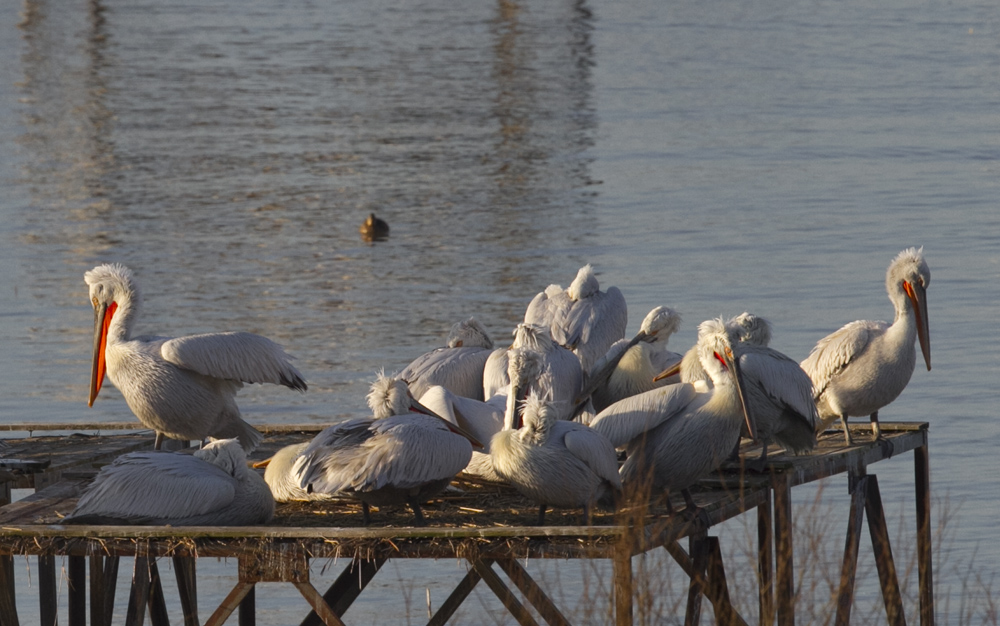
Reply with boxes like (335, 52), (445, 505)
(401, 346), (492, 400)
(554, 286), (628, 359)
(590, 383), (698, 448)
(800, 320), (886, 398)
(66, 451), (235, 523)
(559, 424), (622, 489)
(523, 285), (563, 328)
(482, 348), (510, 400)
(161, 332), (306, 390)
(741, 347), (818, 429)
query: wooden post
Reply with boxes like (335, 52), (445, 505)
(865, 475), (905, 626)
(0, 555), (19, 626)
(68, 555), (86, 626)
(613, 542), (633, 626)
(494, 558), (571, 626)
(427, 566), (482, 626)
(914, 438), (934, 626)
(125, 557), (150, 626)
(772, 472), (795, 626)
(834, 473), (868, 626)
(91, 555), (107, 626)
(39, 555), (57, 626)
(684, 532), (709, 626)
(174, 556), (200, 626)
(147, 559), (171, 626)
(293, 582), (347, 626)
(204, 581), (254, 626)
(757, 489), (774, 626)
(238, 585), (255, 626)
(103, 557), (120, 626)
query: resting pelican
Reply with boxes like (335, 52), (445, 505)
(256, 442), (333, 503)
(418, 385), (507, 480)
(85, 263), (306, 451)
(490, 350), (621, 524)
(523, 264), (628, 373)
(589, 306), (684, 413)
(800, 248), (931, 444)
(481, 324), (582, 410)
(63, 438), (274, 525)
(590, 319), (755, 514)
(295, 373), (478, 525)
(400, 317), (495, 401)
(726, 313), (817, 464)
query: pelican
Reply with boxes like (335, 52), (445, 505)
(490, 349), (621, 524)
(63, 438), (274, 525)
(523, 264), (628, 373)
(481, 324), (582, 411)
(589, 306), (684, 413)
(295, 373), (478, 525)
(590, 319), (755, 514)
(800, 248), (931, 444)
(400, 317), (495, 401)
(418, 385), (507, 480)
(726, 313), (817, 464)
(85, 263), (306, 451)
(257, 442), (332, 503)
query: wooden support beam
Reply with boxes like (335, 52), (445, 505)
(147, 559), (171, 626)
(835, 474), (868, 626)
(68, 555), (86, 626)
(914, 441), (934, 626)
(301, 557), (386, 626)
(684, 532), (709, 626)
(238, 585), (255, 626)
(294, 582), (347, 626)
(494, 558), (571, 626)
(91, 555), (107, 626)
(125, 557), (150, 626)
(470, 559), (540, 626)
(757, 490), (774, 626)
(426, 565), (482, 626)
(706, 536), (746, 626)
(0, 555), (19, 626)
(772, 473), (795, 626)
(864, 475), (905, 626)
(204, 581), (254, 626)
(174, 556), (200, 626)
(39, 555), (57, 626)
(103, 557), (120, 626)
(612, 541), (633, 626)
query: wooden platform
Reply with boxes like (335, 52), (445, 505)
(0, 422), (934, 626)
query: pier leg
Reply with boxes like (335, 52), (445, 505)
(835, 473), (868, 626)
(865, 475), (905, 626)
(125, 557), (150, 626)
(471, 559), (540, 626)
(91, 555), (107, 626)
(613, 542), (633, 626)
(293, 582), (346, 626)
(684, 532), (709, 626)
(663, 540), (748, 626)
(174, 556), (199, 626)
(772, 473), (795, 626)
(39, 555), (57, 626)
(427, 565), (482, 626)
(204, 581), (253, 626)
(914, 440), (934, 626)
(757, 489), (774, 626)
(0, 555), (19, 626)
(68, 555), (86, 626)
(238, 585), (255, 626)
(495, 558), (571, 626)
(103, 557), (120, 626)
(147, 559), (171, 626)
(300, 557), (386, 626)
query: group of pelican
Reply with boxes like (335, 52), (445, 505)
(68, 250), (930, 526)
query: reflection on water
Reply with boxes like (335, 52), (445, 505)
(8, 0), (599, 421)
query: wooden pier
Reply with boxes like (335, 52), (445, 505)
(0, 422), (933, 626)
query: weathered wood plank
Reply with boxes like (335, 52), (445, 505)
(174, 556), (200, 626)
(0, 478), (85, 524)
(472, 559), (540, 626)
(834, 473), (868, 626)
(772, 472), (795, 626)
(0, 555), (19, 626)
(914, 438), (934, 626)
(301, 557), (386, 626)
(39, 555), (57, 626)
(494, 558), (571, 626)
(68, 555), (86, 626)
(865, 475), (905, 626)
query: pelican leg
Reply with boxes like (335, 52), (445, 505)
(839, 414), (854, 445)
(582, 503), (592, 526)
(744, 443), (769, 474)
(408, 500), (427, 527)
(537, 505), (547, 526)
(153, 432), (164, 450)
(870, 411), (882, 440)
(361, 502), (372, 526)
(680, 489), (710, 527)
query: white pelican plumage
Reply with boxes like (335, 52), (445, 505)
(490, 349), (621, 524)
(800, 248), (931, 444)
(417, 385), (507, 480)
(295, 373), (478, 525)
(590, 319), (755, 514)
(63, 438), (274, 525)
(85, 264), (306, 451)
(399, 317), (494, 401)
(257, 442), (333, 503)
(589, 306), (684, 413)
(481, 324), (583, 410)
(523, 264), (628, 373)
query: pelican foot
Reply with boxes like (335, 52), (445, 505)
(408, 501), (428, 527)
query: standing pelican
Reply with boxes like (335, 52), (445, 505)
(726, 313), (817, 464)
(400, 317), (495, 401)
(481, 324), (583, 410)
(523, 265), (628, 373)
(490, 350), (621, 524)
(295, 373), (478, 525)
(589, 306), (684, 413)
(590, 319), (755, 514)
(63, 438), (274, 525)
(85, 264), (306, 451)
(800, 248), (931, 444)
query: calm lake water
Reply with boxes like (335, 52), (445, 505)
(1, 0), (997, 622)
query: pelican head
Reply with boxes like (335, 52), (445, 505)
(728, 312), (772, 347)
(84, 263), (139, 407)
(368, 371), (484, 447)
(195, 438), (248, 477)
(447, 317), (494, 349)
(696, 319), (757, 441)
(511, 323), (554, 352)
(638, 306), (682, 343)
(887, 247), (931, 371)
(504, 349), (545, 429)
(567, 264), (600, 301)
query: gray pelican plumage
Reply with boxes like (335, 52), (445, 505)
(490, 349), (622, 524)
(400, 317), (495, 401)
(589, 306), (684, 413)
(523, 264), (628, 373)
(63, 438), (274, 525)
(725, 313), (817, 464)
(257, 442), (332, 503)
(800, 247), (931, 444)
(85, 263), (306, 452)
(417, 385), (507, 480)
(481, 323), (583, 411)
(590, 319), (755, 514)
(295, 373), (478, 525)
